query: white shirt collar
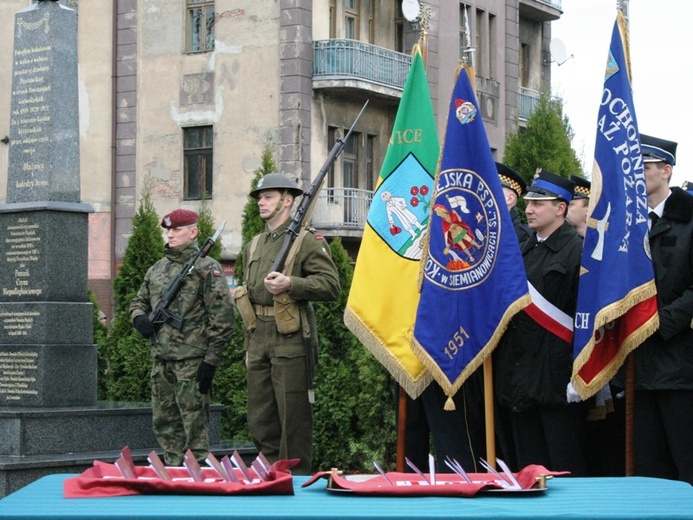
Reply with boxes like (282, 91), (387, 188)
(649, 189), (671, 219)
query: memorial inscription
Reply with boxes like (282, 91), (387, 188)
(0, 350), (39, 401)
(10, 44), (52, 197)
(7, 0), (79, 204)
(2, 215), (43, 299)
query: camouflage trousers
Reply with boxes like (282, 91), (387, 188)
(151, 357), (210, 466)
(247, 317), (313, 475)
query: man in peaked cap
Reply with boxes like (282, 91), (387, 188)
(494, 168), (588, 474)
(496, 162), (531, 243)
(130, 208), (234, 466)
(567, 174), (590, 237)
(629, 133), (693, 484)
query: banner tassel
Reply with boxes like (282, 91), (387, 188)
(444, 396), (456, 411)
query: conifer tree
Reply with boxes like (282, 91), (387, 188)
(101, 182), (165, 401)
(90, 290), (110, 400)
(197, 198), (222, 261)
(504, 92), (583, 185)
(312, 237), (396, 471)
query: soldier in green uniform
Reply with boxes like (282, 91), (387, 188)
(239, 173), (340, 474)
(130, 209), (234, 466)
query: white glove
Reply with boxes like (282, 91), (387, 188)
(566, 381), (582, 403)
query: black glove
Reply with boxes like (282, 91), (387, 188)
(133, 315), (156, 338)
(197, 361), (216, 394)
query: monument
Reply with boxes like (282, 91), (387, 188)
(0, 2), (242, 497)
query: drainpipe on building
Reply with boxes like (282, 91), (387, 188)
(109, 0), (118, 318)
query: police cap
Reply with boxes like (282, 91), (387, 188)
(496, 162), (527, 197)
(525, 169), (575, 202)
(641, 134), (677, 166)
(570, 175), (590, 200)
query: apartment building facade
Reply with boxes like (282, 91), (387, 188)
(0, 0), (561, 316)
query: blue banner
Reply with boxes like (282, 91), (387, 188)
(411, 66), (530, 400)
(571, 13), (658, 399)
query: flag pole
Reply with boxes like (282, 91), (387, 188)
(616, 0), (636, 477)
(395, 29), (433, 473)
(460, 5), (494, 468)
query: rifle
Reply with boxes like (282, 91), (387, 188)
(269, 99), (369, 274)
(267, 100), (368, 405)
(148, 220), (226, 342)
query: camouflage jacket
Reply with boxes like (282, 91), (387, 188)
(130, 242), (234, 365)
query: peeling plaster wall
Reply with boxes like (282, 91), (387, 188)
(135, 0), (282, 259)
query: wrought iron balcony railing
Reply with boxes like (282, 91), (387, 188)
(310, 187), (373, 231)
(313, 39), (412, 90)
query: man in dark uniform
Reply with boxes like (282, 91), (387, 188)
(567, 174), (590, 237)
(633, 134), (693, 484)
(131, 209), (235, 466)
(494, 169), (587, 475)
(683, 180), (693, 196)
(240, 173), (340, 474)
(496, 162), (531, 243)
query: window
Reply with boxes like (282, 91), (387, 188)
(459, 4), (471, 63)
(342, 131), (360, 225)
(184, 126), (213, 199)
(520, 43), (530, 87)
(488, 13), (496, 78)
(366, 135), (375, 192)
(395, 2), (405, 53)
(344, 0), (359, 40)
(327, 127), (337, 202)
(366, 0), (374, 43)
(187, 0), (215, 53)
(329, 0), (337, 38)
(475, 8), (485, 77)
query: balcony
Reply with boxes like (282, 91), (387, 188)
(518, 86), (541, 121)
(310, 187), (373, 236)
(519, 0), (562, 22)
(313, 39), (411, 100)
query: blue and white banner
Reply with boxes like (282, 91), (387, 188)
(571, 12), (659, 399)
(411, 66), (530, 404)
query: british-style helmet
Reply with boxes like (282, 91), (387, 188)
(249, 173), (304, 199)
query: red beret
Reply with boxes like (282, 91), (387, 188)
(161, 209), (198, 229)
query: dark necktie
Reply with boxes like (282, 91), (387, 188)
(649, 211), (659, 229)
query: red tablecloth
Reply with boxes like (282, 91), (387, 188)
(302, 465), (568, 497)
(64, 459), (298, 498)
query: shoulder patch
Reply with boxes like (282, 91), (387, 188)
(212, 269), (223, 277)
(315, 235), (325, 240)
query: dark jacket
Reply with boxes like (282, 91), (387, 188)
(510, 206), (532, 244)
(495, 221), (583, 412)
(633, 187), (693, 390)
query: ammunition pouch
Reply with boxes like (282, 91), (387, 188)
(234, 285), (257, 332)
(273, 292), (301, 334)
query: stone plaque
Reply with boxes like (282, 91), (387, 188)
(0, 206), (89, 303)
(0, 344), (96, 407)
(7, 1), (80, 204)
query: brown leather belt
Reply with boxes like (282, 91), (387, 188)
(253, 304), (275, 317)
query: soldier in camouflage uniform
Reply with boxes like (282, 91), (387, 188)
(130, 209), (234, 466)
(241, 174), (340, 474)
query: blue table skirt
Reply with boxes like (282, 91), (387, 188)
(0, 474), (692, 520)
